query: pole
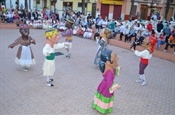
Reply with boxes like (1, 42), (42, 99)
(129, 0), (135, 19)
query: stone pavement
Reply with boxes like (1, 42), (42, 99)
(0, 28), (175, 115)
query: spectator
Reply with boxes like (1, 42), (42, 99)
(164, 33), (175, 54)
(147, 21), (153, 32)
(163, 24), (171, 44)
(157, 21), (164, 33)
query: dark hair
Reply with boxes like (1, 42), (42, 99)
(94, 32), (100, 41)
(99, 49), (112, 73)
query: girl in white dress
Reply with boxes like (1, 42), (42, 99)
(8, 24), (36, 71)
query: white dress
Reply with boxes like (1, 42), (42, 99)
(42, 43), (65, 76)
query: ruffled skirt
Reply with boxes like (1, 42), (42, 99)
(42, 59), (55, 77)
(15, 46), (36, 67)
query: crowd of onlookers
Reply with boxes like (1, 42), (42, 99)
(0, 5), (175, 54)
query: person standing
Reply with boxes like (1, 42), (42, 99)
(94, 28), (112, 66)
(134, 37), (157, 86)
(164, 33), (175, 54)
(8, 24), (36, 71)
(43, 28), (67, 87)
(92, 49), (121, 114)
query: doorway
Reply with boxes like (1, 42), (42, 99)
(140, 5), (148, 20)
(113, 5), (122, 20)
(100, 4), (109, 19)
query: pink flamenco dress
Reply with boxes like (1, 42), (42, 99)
(92, 67), (120, 114)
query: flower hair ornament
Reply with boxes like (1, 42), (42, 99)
(19, 24), (30, 35)
(45, 28), (58, 39)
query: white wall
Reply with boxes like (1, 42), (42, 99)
(5, 0), (33, 10)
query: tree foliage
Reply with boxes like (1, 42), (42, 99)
(0, 0), (5, 3)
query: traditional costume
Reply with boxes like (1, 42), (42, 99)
(94, 28), (112, 66)
(92, 50), (121, 114)
(43, 28), (65, 87)
(61, 18), (74, 58)
(135, 36), (157, 85)
(8, 24), (36, 71)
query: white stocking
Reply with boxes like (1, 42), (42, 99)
(142, 74), (146, 83)
(47, 76), (50, 83)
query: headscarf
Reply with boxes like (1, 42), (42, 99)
(99, 49), (112, 73)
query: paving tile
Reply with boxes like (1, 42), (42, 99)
(0, 28), (174, 115)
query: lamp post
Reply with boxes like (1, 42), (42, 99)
(147, 0), (158, 20)
(51, 0), (57, 13)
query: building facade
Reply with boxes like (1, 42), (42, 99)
(5, 0), (97, 17)
(4, 0), (175, 20)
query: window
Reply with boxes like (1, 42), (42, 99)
(78, 3), (87, 7)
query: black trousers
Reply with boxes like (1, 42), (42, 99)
(164, 43), (175, 52)
(119, 32), (124, 40)
(128, 34), (136, 42)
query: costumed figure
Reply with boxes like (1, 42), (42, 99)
(134, 36), (157, 86)
(61, 18), (74, 58)
(8, 24), (36, 71)
(92, 49), (121, 114)
(94, 28), (113, 66)
(43, 28), (67, 87)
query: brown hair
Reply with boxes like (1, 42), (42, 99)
(104, 28), (112, 39)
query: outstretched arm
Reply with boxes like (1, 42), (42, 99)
(54, 42), (66, 49)
(134, 50), (148, 57)
(8, 37), (21, 49)
(29, 36), (36, 44)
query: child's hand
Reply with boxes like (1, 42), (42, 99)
(31, 39), (36, 44)
(8, 45), (13, 49)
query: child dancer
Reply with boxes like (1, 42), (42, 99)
(61, 18), (74, 58)
(43, 28), (67, 87)
(135, 36), (157, 86)
(8, 24), (36, 71)
(92, 49), (121, 114)
(94, 28), (112, 66)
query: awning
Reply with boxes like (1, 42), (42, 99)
(100, 0), (124, 5)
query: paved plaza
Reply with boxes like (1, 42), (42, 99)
(0, 28), (175, 115)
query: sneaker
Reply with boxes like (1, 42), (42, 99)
(136, 79), (142, 83)
(46, 82), (54, 87)
(164, 50), (167, 52)
(131, 48), (135, 51)
(141, 81), (146, 86)
(49, 79), (53, 82)
(23, 68), (28, 71)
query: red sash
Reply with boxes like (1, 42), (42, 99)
(140, 58), (148, 64)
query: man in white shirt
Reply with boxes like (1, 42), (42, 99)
(119, 22), (125, 41)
